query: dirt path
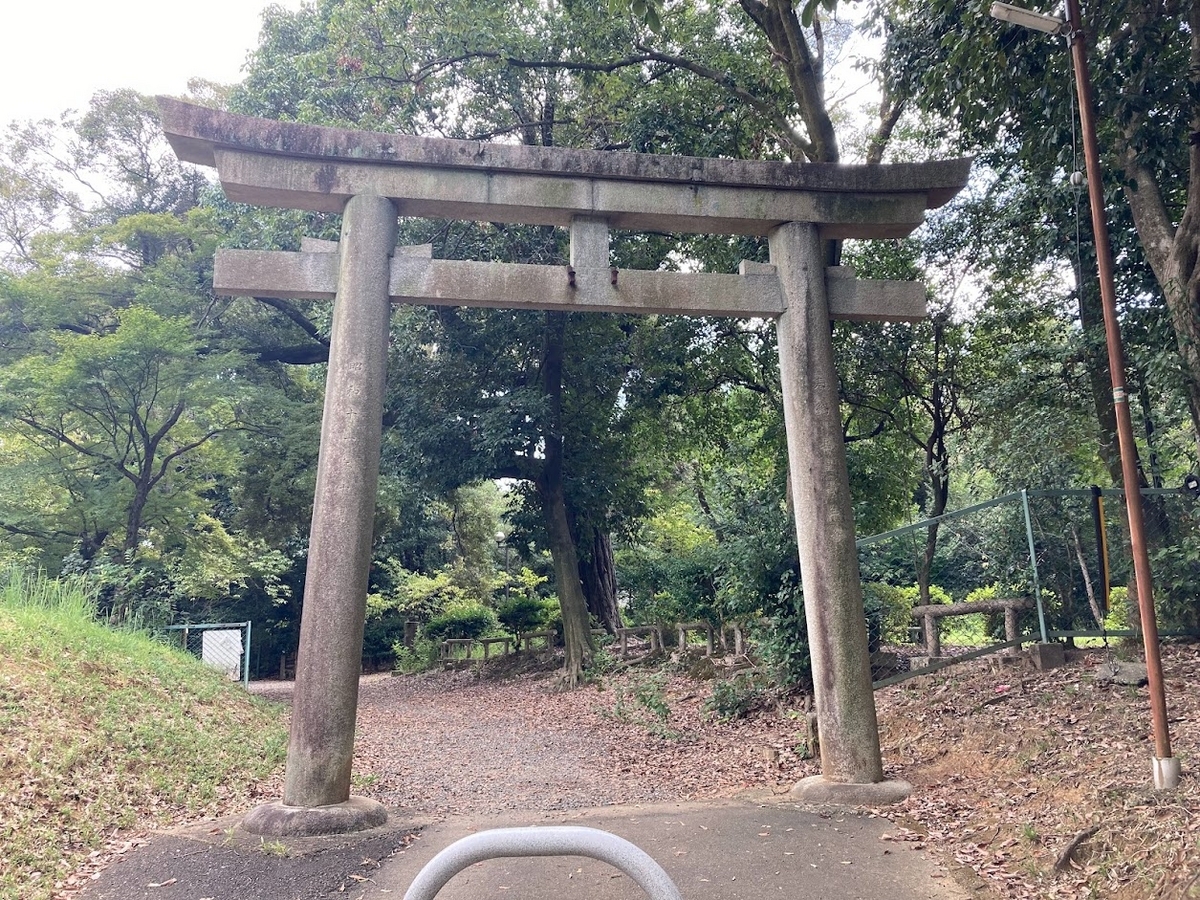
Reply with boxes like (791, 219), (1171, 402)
(248, 645), (1200, 900)
(252, 665), (817, 818)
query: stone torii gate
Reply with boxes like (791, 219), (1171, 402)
(157, 98), (969, 836)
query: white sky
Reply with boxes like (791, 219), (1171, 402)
(0, 0), (304, 126)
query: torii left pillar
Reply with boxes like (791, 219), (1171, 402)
(243, 193), (397, 836)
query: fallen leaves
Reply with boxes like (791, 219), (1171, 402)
(876, 644), (1200, 899)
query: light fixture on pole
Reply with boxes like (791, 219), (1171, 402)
(988, 2), (1065, 34)
(988, 1), (1179, 790)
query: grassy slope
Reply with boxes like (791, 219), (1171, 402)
(0, 579), (287, 900)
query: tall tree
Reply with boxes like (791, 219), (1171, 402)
(880, 0), (1200, 464)
(0, 93), (302, 623)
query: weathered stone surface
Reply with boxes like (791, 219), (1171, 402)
(241, 796), (389, 837)
(569, 216), (610, 268)
(212, 148), (931, 237)
(790, 775), (912, 806)
(215, 247), (927, 321)
(1028, 642), (1066, 671)
(157, 98), (969, 238)
(772, 222), (884, 786)
(158, 97), (969, 201)
(908, 655), (945, 671)
(215, 248), (785, 317)
(284, 194), (398, 810)
(1095, 659), (1149, 686)
(825, 266), (926, 322)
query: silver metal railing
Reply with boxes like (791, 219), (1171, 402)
(403, 826), (684, 900)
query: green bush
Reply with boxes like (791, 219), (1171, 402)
(1106, 586), (1130, 630)
(497, 595), (555, 636)
(391, 637), (438, 674)
(609, 673), (679, 738)
(861, 582), (914, 644)
(752, 574), (812, 689)
(704, 672), (768, 721)
(423, 601), (499, 641)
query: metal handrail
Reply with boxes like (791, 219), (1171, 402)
(403, 826), (684, 900)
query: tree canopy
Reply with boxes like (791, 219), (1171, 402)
(2, 0), (1199, 676)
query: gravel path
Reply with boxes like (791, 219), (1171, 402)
(251, 665), (816, 819)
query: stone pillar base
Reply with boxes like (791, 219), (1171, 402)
(241, 796), (388, 837)
(1027, 642), (1065, 671)
(790, 775), (912, 806)
(909, 655), (945, 671)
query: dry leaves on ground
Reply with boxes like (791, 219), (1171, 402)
(247, 642), (1200, 900)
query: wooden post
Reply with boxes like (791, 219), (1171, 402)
(925, 614), (940, 658)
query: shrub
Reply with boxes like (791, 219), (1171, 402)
(609, 673), (679, 738)
(752, 573), (812, 689)
(391, 637), (438, 674)
(1104, 586), (1133, 631)
(497, 595), (555, 636)
(861, 582), (914, 645)
(423, 601), (499, 642)
(704, 672), (768, 721)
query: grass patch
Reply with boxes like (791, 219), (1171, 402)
(0, 569), (287, 900)
(941, 612), (990, 647)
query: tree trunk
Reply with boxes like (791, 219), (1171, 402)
(1074, 256), (1123, 484)
(539, 311), (593, 684)
(1116, 5), (1200, 461)
(540, 475), (594, 683)
(124, 477), (152, 553)
(579, 526), (622, 633)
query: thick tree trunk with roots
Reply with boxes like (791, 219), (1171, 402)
(540, 476), (594, 684)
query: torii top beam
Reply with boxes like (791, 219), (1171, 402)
(157, 98), (968, 240)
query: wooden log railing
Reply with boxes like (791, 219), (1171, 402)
(519, 629), (555, 651)
(911, 598), (1032, 658)
(436, 621), (751, 664)
(439, 638), (477, 660)
(615, 625), (664, 657)
(677, 621), (714, 656)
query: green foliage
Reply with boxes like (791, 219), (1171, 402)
(0, 569), (286, 899)
(391, 637), (439, 675)
(899, 584), (952, 606)
(423, 601), (499, 642)
(752, 575), (812, 690)
(704, 672), (768, 722)
(862, 582), (914, 646)
(0, 566), (96, 618)
(941, 614), (990, 647)
(496, 595), (556, 637)
(375, 565), (470, 622)
(608, 672), (680, 738)
(1149, 533), (1200, 631)
(1107, 586), (1129, 630)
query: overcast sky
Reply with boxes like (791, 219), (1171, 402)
(0, 0), (302, 126)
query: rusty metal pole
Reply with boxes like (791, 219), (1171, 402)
(1063, 0), (1177, 788)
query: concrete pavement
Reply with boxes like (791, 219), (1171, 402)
(80, 797), (971, 900)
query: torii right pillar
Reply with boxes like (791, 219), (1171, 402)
(771, 222), (911, 804)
